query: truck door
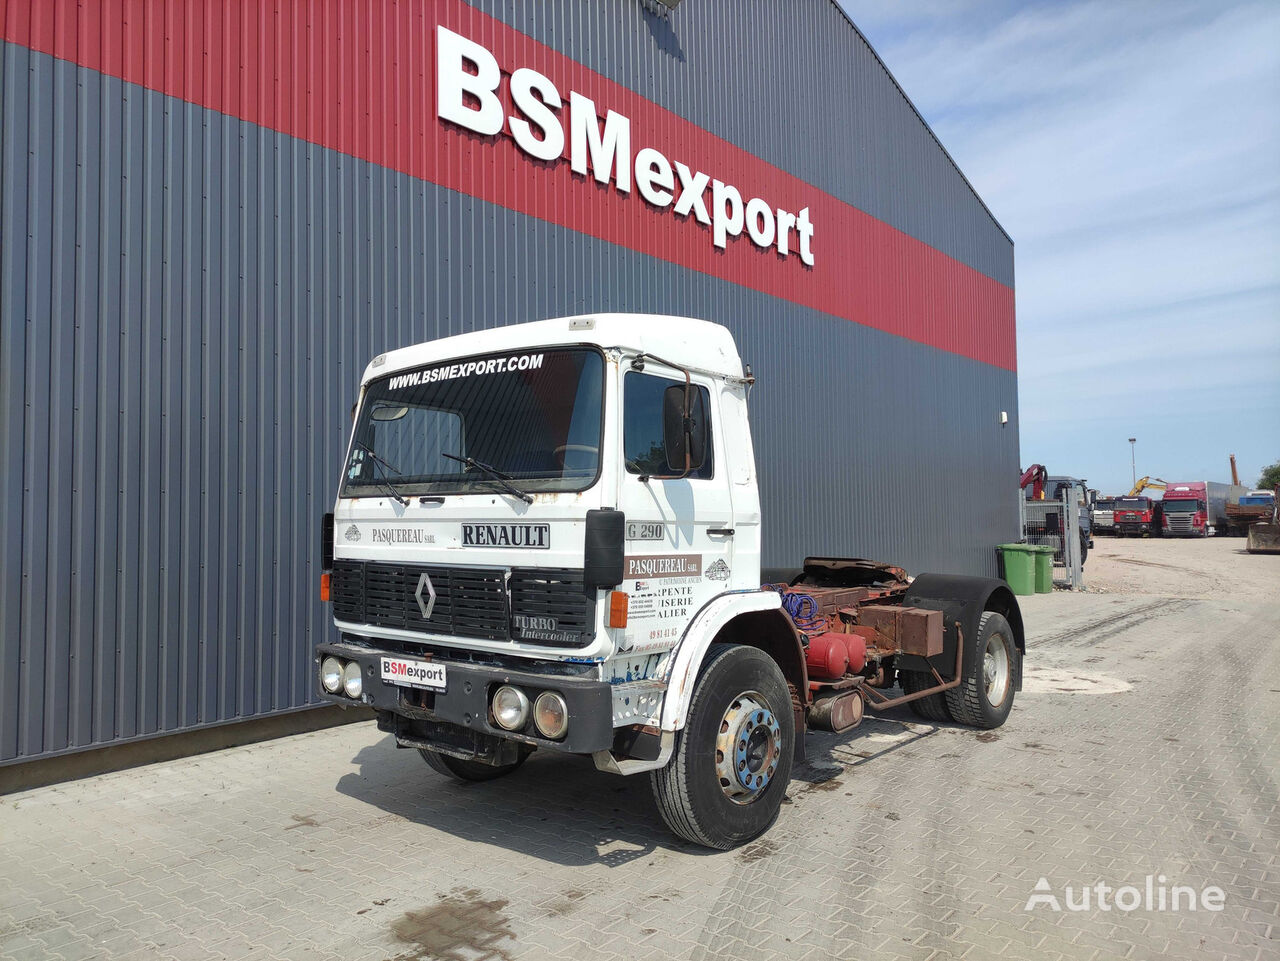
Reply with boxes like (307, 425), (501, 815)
(616, 366), (734, 651)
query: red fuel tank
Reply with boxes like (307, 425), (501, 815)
(805, 632), (868, 679)
(805, 633), (849, 680)
(842, 631), (867, 674)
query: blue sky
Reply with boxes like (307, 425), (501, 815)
(840, 0), (1280, 494)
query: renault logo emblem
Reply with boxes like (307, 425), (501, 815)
(415, 572), (437, 619)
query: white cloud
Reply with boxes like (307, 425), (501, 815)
(842, 0), (1280, 491)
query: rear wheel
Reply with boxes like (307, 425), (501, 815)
(650, 644), (794, 849)
(899, 670), (952, 722)
(945, 612), (1019, 729)
(419, 747), (528, 782)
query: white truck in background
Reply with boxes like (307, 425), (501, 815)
(316, 315), (1024, 849)
(1093, 496), (1116, 535)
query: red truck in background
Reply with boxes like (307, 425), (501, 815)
(1161, 482), (1247, 536)
(1113, 496), (1157, 536)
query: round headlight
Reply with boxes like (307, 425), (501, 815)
(491, 686), (530, 731)
(342, 661), (363, 699)
(321, 657), (344, 694)
(533, 692), (569, 740)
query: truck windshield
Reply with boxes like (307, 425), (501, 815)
(1115, 498), (1151, 509)
(342, 348), (603, 498)
(1162, 499), (1205, 514)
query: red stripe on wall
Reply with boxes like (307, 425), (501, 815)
(3, 0), (1016, 371)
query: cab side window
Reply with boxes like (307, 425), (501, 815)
(624, 371), (714, 479)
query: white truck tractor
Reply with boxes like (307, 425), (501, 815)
(316, 315), (1024, 849)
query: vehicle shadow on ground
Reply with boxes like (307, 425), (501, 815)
(793, 706), (950, 785)
(337, 703), (948, 866)
(336, 733), (692, 868)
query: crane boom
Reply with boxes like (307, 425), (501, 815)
(1020, 464), (1048, 500)
(1128, 476), (1168, 496)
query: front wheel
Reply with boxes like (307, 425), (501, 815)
(420, 747), (528, 782)
(650, 644), (795, 849)
(945, 611), (1019, 729)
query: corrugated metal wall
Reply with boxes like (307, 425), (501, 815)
(485, 0), (1013, 286)
(0, 0), (1017, 764)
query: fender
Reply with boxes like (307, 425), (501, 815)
(897, 573), (1026, 690)
(657, 589), (786, 732)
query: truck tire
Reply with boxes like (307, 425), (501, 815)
(899, 670), (952, 722)
(419, 748), (528, 782)
(944, 611), (1019, 730)
(650, 644), (794, 850)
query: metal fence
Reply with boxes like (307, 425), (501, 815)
(1023, 488), (1084, 590)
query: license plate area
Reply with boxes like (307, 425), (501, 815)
(380, 656), (447, 691)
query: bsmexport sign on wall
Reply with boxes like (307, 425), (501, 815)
(438, 27), (819, 265)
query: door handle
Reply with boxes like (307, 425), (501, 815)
(707, 528), (735, 536)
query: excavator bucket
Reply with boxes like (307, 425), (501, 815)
(1246, 523), (1280, 554)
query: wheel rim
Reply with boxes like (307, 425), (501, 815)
(984, 632), (1011, 706)
(714, 692), (781, 804)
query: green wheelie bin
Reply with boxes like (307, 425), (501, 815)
(1031, 544), (1054, 593)
(996, 543), (1036, 596)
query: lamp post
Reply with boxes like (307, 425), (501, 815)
(1129, 437), (1137, 489)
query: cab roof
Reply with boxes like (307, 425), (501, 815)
(362, 314), (744, 385)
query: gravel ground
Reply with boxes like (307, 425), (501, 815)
(0, 536), (1276, 961)
(1083, 532), (1277, 598)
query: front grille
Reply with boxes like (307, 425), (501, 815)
(1167, 515), (1193, 533)
(332, 561), (509, 641)
(509, 568), (595, 647)
(331, 561), (594, 648)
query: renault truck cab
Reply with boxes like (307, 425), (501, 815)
(316, 314), (1023, 848)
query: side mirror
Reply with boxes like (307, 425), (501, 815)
(583, 509), (626, 591)
(662, 384), (708, 474)
(320, 512), (334, 570)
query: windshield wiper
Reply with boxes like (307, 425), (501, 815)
(351, 441), (408, 506)
(442, 452), (534, 504)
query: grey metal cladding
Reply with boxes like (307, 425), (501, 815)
(1, 17), (1016, 763)
(474, 0), (1014, 286)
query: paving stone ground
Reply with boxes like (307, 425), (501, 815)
(1, 537), (1277, 960)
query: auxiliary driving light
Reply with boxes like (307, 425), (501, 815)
(533, 692), (569, 740)
(342, 661), (363, 699)
(492, 686), (530, 731)
(321, 657), (344, 694)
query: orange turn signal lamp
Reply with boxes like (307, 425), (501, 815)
(320, 572), (331, 602)
(607, 590), (629, 628)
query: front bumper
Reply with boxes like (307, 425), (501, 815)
(315, 639), (614, 755)
(1115, 522), (1151, 534)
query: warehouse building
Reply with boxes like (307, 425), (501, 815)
(0, 1), (1018, 766)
